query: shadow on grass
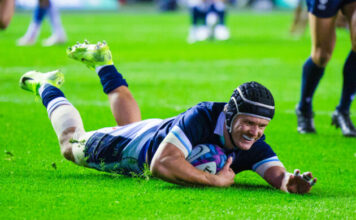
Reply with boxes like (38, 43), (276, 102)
(47, 171), (355, 198)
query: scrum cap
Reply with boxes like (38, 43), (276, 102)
(225, 81), (275, 132)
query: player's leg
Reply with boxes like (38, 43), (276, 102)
(187, 0), (209, 43)
(17, 0), (50, 46)
(332, 2), (356, 137)
(209, 0), (230, 41)
(290, 0), (308, 35)
(0, 0), (15, 30)
(19, 70), (87, 163)
(67, 41), (141, 126)
(42, 0), (67, 46)
(296, 13), (337, 133)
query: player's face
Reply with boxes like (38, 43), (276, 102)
(230, 115), (270, 151)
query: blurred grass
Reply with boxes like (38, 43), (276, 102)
(0, 10), (355, 219)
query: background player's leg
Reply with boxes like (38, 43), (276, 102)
(331, 2), (356, 137)
(17, 0), (50, 46)
(42, 0), (67, 46)
(0, 0), (15, 30)
(290, 0), (308, 35)
(296, 14), (336, 133)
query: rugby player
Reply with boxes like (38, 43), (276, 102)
(19, 41), (316, 193)
(0, 0), (15, 30)
(17, 0), (67, 46)
(187, 0), (230, 43)
(296, 0), (356, 137)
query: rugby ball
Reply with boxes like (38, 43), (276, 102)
(187, 144), (227, 174)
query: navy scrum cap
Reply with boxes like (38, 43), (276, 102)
(225, 81), (275, 132)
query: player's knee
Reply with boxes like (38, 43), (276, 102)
(312, 50), (332, 67)
(58, 127), (77, 162)
(60, 145), (75, 162)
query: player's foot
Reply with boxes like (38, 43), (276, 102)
(19, 70), (64, 96)
(214, 25), (230, 41)
(17, 35), (37, 46)
(187, 26), (210, 44)
(296, 107), (316, 134)
(42, 34), (67, 47)
(66, 40), (113, 69)
(331, 110), (356, 137)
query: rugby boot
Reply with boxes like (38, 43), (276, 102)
(296, 107), (316, 134)
(331, 110), (356, 137)
(66, 40), (113, 70)
(19, 70), (64, 96)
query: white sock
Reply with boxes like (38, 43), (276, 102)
(49, 103), (84, 140)
(48, 2), (66, 37)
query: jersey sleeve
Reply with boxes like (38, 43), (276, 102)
(230, 137), (284, 177)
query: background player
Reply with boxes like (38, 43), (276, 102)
(296, 0), (356, 137)
(290, 0), (348, 36)
(187, 0), (230, 43)
(19, 41), (316, 193)
(0, 0), (15, 30)
(17, 0), (67, 46)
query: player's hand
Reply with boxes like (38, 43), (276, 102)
(287, 169), (317, 194)
(215, 157), (236, 187)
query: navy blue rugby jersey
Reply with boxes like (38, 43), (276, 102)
(145, 101), (282, 175)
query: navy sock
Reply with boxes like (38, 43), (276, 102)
(33, 5), (49, 24)
(337, 51), (356, 112)
(209, 3), (225, 25)
(41, 85), (65, 108)
(298, 57), (325, 113)
(191, 6), (207, 25)
(98, 65), (128, 94)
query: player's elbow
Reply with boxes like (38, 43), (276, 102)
(150, 158), (165, 177)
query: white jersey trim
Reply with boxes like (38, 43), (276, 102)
(160, 125), (192, 158)
(252, 156), (284, 177)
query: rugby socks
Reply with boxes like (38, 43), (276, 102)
(337, 51), (356, 112)
(298, 57), (325, 113)
(192, 6), (207, 25)
(47, 2), (66, 37)
(39, 84), (84, 138)
(33, 5), (49, 25)
(20, 5), (49, 42)
(95, 65), (128, 94)
(39, 84), (71, 118)
(210, 2), (225, 25)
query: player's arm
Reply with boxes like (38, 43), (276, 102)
(0, 0), (15, 30)
(263, 166), (317, 194)
(150, 141), (235, 187)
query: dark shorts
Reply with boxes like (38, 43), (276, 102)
(84, 131), (149, 175)
(306, 0), (356, 18)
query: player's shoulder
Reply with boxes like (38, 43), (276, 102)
(193, 101), (226, 113)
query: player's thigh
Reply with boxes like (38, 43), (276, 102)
(341, 1), (356, 50)
(309, 13), (337, 66)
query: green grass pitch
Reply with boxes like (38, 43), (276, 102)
(0, 9), (355, 219)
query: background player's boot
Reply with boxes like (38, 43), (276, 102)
(296, 107), (316, 134)
(331, 110), (356, 137)
(19, 70), (64, 96)
(66, 40), (113, 69)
